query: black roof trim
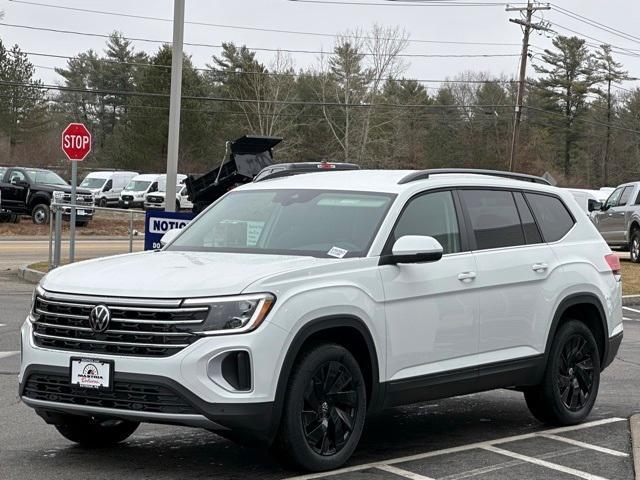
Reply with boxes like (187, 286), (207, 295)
(398, 168), (551, 186)
(254, 162), (360, 183)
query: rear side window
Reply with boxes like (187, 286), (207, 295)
(391, 190), (461, 254)
(525, 193), (575, 242)
(460, 190), (525, 250)
(514, 192), (543, 244)
(618, 186), (634, 206)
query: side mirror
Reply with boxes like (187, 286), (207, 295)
(381, 235), (444, 265)
(588, 200), (602, 212)
(159, 228), (181, 248)
(11, 178), (27, 187)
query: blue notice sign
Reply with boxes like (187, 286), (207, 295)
(144, 210), (195, 250)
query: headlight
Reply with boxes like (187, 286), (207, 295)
(30, 285), (44, 320)
(183, 293), (275, 335)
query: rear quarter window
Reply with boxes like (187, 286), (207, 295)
(525, 193), (575, 243)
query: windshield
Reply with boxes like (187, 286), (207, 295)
(168, 189), (395, 258)
(125, 180), (151, 192)
(27, 170), (67, 186)
(80, 177), (106, 189)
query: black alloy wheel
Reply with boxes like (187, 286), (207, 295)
(302, 360), (359, 456)
(557, 334), (596, 412)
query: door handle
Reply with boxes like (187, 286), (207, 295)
(532, 263), (549, 273)
(457, 272), (477, 282)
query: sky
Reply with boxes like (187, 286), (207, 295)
(1, 0), (640, 94)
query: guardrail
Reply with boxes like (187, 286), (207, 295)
(49, 202), (146, 270)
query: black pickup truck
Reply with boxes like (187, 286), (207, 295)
(0, 166), (94, 225)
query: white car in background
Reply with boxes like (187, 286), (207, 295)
(80, 171), (138, 207)
(119, 174), (186, 209)
(144, 183), (193, 211)
(566, 188), (608, 215)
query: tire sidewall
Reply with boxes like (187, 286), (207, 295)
(545, 320), (601, 424)
(32, 204), (50, 225)
(282, 344), (367, 471)
(631, 232), (640, 263)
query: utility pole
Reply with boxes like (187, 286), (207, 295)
(507, 1), (550, 172)
(165, 0), (185, 212)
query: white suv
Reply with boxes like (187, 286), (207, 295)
(19, 168), (623, 472)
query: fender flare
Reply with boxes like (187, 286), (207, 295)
(28, 192), (51, 211)
(267, 315), (382, 443)
(543, 293), (608, 366)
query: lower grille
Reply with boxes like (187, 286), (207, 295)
(23, 373), (198, 415)
(121, 195), (134, 202)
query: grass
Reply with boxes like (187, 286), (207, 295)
(29, 259), (90, 273)
(621, 259), (640, 296)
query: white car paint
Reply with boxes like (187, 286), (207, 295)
(80, 171), (138, 206)
(19, 169), (623, 464)
(144, 183), (194, 211)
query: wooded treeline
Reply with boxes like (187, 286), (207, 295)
(1, 28), (640, 188)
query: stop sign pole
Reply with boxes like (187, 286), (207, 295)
(61, 123), (92, 263)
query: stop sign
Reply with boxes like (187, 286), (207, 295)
(61, 123), (92, 161)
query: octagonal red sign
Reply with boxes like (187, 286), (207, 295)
(61, 123), (92, 161)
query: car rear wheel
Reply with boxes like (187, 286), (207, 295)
(273, 343), (367, 472)
(55, 417), (139, 446)
(524, 320), (600, 426)
(630, 231), (640, 263)
(31, 204), (50, 225)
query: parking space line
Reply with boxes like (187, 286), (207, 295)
(0, 351), (19, 360)
(540, 433), (629, 457)
(376, 464), (436, 480)
(284, 418), (625, 480)
(622, 306), (640, 314)
(482, 445), (609, 480)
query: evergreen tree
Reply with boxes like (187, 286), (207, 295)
(534, 36), (597, 178)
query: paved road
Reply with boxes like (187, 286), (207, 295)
(0, 238), (144, 270)
(0, 279), (638, 479)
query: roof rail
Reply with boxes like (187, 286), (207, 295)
(398, 168), (551, 186)
(254, 162), (360, 183)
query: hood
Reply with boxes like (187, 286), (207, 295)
(41, 250), (334, 298)
(37, 184), (92, 195)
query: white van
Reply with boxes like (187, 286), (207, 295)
(119, 174), (164, 209)
(80, 171), (138, 207)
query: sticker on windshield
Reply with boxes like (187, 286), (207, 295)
(327, 247), (348, 259)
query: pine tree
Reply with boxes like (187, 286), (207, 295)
(534, 36), (597, 178)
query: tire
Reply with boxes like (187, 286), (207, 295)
(175, 200), (180, 211)
(31, 203), (50, 225)
(98, 197), (108, 208)
(272, 343), (367, 472)
(11, 213), (20, 224)
(524, 320), (601, 426)
(55, 417), (139, 447)
(630, 231), (640, 263)
(76, 221), (88, 227)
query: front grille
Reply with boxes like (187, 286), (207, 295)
(23, 373), (198, 415)
(32, 294), (208, 357)
(61, 194), (94, 205)
(121, 195), (134, 202)
(147, 196), (163, 204)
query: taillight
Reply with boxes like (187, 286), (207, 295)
(318, 162), (336, 169)
(605, 253), (621, 281)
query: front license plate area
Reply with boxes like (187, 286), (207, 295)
(70, 358), (113, 390)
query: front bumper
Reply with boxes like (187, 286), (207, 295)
(19, 319), (288, 442)
(120, 199), (144, 208)
(144, 202), (165, 210)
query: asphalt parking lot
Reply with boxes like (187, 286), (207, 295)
(1, 275), (638, 480)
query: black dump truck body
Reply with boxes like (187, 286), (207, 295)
(186, 136), (282, 214)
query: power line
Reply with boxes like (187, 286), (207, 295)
(0, 79), (520, 109)
(525, 106), (640, 135)
(0, 23), (521, 59)
(550, 4), (640, 47)
(288, 0), (523, 6)
(6, 0), (521, 47)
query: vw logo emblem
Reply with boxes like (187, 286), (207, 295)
(89, 305), (111, 333)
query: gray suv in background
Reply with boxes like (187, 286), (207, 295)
(592, 182), (640, 261)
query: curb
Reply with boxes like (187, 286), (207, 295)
(631, 415), (640, 479)
(17, 265), (45, 284)
(623, 295), (640, 307)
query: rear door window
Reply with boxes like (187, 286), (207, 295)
(460, 190), (525, 250)
(514, 192), (543, 244)
(525, 193), (575, 243)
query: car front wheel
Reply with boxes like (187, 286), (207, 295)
(524, 320), (600, 426)
(31, 204), (50, 225)
(55, 417), (139, 446)
(273, 343), (367, 471)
